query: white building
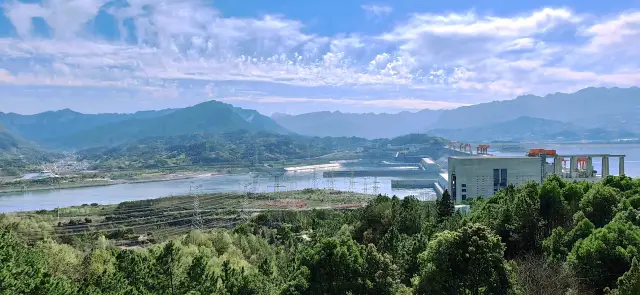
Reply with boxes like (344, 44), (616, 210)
(447, 156), (543, 203)
(446, 152), (626, 202)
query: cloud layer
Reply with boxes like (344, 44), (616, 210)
(0, 0), (639, 114)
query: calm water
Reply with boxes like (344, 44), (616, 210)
(1, 143), (638, 214)
(0, 170), (436, 213)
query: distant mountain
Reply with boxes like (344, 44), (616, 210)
(0, 123), (26, 153)
(0, 108), (175, 143)
(431, 87), (640, 129)
(428, 116), (639, 142)
(50, 101), (290, 149)
(271, 109), (444, 139)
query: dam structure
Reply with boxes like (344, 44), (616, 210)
(445, 148), (627, 203)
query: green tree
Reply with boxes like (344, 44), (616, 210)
(567, 221), (640, 294)
(539, 179), (569, 234)
(606, 257), (640, 295)
(416, 223), (514, 295)
(579, 185), (621, 227)
(436, 190), (454, 223)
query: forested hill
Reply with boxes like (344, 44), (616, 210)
(50, 101), (291, 149)
(77, 130), (371, 169)
(2, 175), (640, 294)
(77, 132), (445, 170)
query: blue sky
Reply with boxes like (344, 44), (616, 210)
(0, 0), (639, 115)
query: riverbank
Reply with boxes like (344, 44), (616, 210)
(0, 171), (224, 194)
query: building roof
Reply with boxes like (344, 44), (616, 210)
(421, 157), (435, 164)
(449, 156), (534, 160)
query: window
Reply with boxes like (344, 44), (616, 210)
(462, 189), (467, 193)
(501, 169), (508, 187)
(493, 169), (500, 186)
(461, 194), (467, 200)
(461, 184), (467, 188)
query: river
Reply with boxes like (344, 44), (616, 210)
(1, 143), (638, 214)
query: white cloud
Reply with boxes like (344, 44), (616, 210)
(361, 4), (393, 17)
(0, 1), (639, 114)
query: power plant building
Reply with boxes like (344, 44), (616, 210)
(448, 156), (542, 202)
(447, 149), (626, 203)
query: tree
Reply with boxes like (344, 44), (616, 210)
(539, 179), (569, 235)
(416, 223), (514, 295)
(436, 190), (454, 223)
(567, 221), (640, 294)
(606, 257), (640, 295)
(579, 185), (621, 227)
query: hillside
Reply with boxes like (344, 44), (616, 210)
(272, 109), (443, 139)
(0, 108), (175, 143)
(431, 87), (640, 129)
(77, 130), (370, 169)
(51, 101), (290, 149)
(428, 116), (639, 142)
(0, 123), (24, 153)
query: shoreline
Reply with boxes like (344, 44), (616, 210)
(0, 172), (221, 195)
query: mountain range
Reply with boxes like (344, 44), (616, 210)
(428, 116), (639, 142)
(273, 87), (640, 140)
(1, 101), (289, 149)
(271, 109), (443, 139)
(1, 87), (638, 150)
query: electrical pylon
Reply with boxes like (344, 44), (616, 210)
(191, 183), (203, 229)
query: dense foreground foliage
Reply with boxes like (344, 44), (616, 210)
(2, 175), (640, 294)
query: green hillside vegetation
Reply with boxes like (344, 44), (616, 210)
(76, 130), (371, 170)
(2, 175), (640, 294)
(0, 123), (60, 176)
(48, 101), (290, 148)
(76, 132), (445, 171)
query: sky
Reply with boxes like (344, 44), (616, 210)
(0, 0), (639, 115)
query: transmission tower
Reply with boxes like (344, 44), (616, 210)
(250, 172), (260, 193)
(267, 171), (286, 201)
(372, 176), (380, 195)
(191, 184), (203, 229)
(292, 170), (298, 191)
(348, 170), (357, 192)
(325, 170), (336, 190)
(311, 168), (319, 189)
(362, 177), (369, 194)
(242, 182), (252, 220)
